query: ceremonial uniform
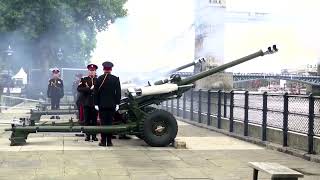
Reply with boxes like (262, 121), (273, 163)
(47, 69), (64, 112)
(94, 61), (121, 146)
(77, 64), (99, 141)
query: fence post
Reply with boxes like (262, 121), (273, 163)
(244, 91), (249, 136)
(171, 99), (174, 114)
(224, 92), (227, 118)
(177, 96), (180, 117)
(166, 101), (168, 111)
(217, 90), (222, 129)
(262, 92), (268, 141)
(308, 93), (315, 154)
(283, 92), (289, 147)
(0, 94), (2, 113)
(190, 89), (194, 121)
(198, 89), (202, 123)
(183, 93), (186, 118)
(229, 90), (234, 132)
(207, 90), (211, 126)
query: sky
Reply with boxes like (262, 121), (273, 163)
(91, 0), (320, 80)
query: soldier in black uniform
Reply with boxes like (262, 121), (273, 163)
(47, 68), (64, 119)
(94, 61), (121, 146)
(77, 64), (99, 141)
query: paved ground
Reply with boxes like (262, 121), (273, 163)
(0, 102), (320, 179)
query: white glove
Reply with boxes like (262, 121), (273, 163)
(90, 85), (95, 90)
(115, 104), (119, 111)
(94, 105), (99, 111)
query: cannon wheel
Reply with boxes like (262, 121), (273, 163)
(141, 109), (178, 147)
(136, 106), (156, 140)
(135, 134), (144, 140)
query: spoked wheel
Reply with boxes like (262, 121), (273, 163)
(142, 109), (178, 147)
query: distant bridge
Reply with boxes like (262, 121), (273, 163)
(233, 73), (320, 86)
(173, 72), (320, 86)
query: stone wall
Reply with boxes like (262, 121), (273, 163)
(168, 106), (320, 154)
(194, 72), (233, 91)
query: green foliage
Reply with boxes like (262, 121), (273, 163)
(0, 0), (127, 70)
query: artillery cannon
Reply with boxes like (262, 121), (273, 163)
(29, 109), (78, 122)
(122, 58), (205, 88)
(151, 58), (205, 86)
(167, 58), (205, 75)
(36, 102), (77, 111)
(31, 103), (78, 122)
(5, 45), (278, 146)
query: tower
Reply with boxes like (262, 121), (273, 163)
(194, 0), (271, 90)
(195, 0), (226, 67)
(194, 0), (232, 90)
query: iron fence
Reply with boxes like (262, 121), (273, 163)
(162, 89), (320, 154)
(0, 95), (24, 112)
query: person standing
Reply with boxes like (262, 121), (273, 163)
(47, 68), (64, 119)
(94, 61), (121, 147)
(77, 64), (99, 141)
(72, 73), (83, 122)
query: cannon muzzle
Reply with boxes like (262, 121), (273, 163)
(178, 45), (278, 86)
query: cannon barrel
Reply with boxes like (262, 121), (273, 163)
(167, 58), (205, 74)
(178, 45), (277, 86)
(153, 58), (205, 85)
(122, 58), (205, 87)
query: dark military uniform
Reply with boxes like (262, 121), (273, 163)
(78, 75), (98, 141)
(95, 61), (121, 146)
(47, 78), (64, 110)
(77, 64), (99, 141)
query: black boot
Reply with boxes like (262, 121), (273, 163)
(50, 116), (55, 119)
(92, 135), (98, 141)
(107, 141), (113, 147)
(99, 134), (106, 146)
(85, 135), (90, 141)
(107, 136), (113, 146)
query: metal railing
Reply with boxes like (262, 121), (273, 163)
(0, 95), (24, 112)
(161, 89), (320, 154)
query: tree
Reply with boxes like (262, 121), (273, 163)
(0, 0), (127, 71)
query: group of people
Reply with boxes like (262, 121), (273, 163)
(47, 61), (122, 147)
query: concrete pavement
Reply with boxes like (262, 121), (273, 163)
(0, 103), (319, 179)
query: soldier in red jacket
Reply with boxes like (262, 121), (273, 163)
(77, 64), (99, 141)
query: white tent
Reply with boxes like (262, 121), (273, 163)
(12, 68), (27, 84)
